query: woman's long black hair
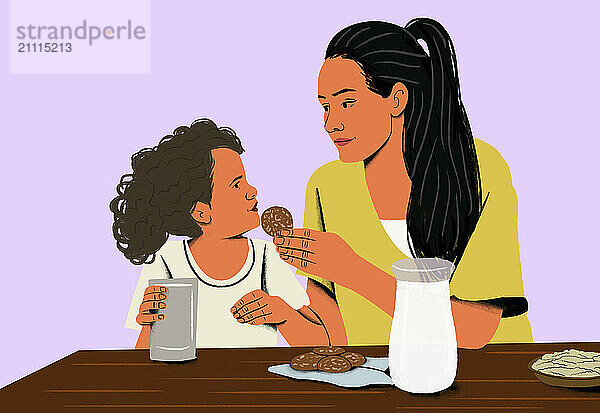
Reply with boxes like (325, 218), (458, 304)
(326, 18), (482, 265)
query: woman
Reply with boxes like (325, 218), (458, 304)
(274, 18), (532, 348)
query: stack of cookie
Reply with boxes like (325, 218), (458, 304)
(290, 346), (366, 373)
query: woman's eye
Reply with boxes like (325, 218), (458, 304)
(233, 183), (240, 189)
(342, 100), (356, 109)
(322, 105), (329, 112)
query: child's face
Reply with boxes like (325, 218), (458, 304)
(205, 148), (260, 238)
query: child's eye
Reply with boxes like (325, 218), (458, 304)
(233, 182), (240, 189)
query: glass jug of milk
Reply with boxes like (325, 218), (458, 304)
(388, 258), (457, 393)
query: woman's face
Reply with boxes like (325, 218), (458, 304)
(318, 57), (394, 163)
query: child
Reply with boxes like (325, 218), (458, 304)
(109, 119), (330, 348)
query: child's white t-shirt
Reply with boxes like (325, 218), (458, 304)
(125, 238), (310, 348)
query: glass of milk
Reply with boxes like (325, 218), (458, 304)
(148, 278), (198, 362)
(388, 258), (457, 393)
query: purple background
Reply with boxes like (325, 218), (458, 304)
(2, 1), (599, 389)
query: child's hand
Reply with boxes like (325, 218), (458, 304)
(230, 290), (292, 325)
(136, 285), (167, 326)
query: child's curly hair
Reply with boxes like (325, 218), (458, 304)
(109, 118), (244, 265)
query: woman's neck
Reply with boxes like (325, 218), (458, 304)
(364, 116), (412, 220)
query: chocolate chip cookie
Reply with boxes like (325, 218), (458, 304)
(317, 355), (353, 373)
(312, 346), (346, 356)
(341, 351), (366, 367)
(261, 206), (293, 237)
(290, 352), (325, 371)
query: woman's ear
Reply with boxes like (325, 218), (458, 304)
(390, 82), (409, 117)
(190, 201), (212, 225)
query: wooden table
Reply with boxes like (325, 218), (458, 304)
(2, 342), (599, 411)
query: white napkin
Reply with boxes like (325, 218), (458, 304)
(268, 357), (393, 388)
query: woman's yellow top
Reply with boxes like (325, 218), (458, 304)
(298, 139), (533, 345)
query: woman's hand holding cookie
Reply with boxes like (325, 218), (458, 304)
(230, 289), (292, 325)
(274, 228), (359, 286)
(136, 285), (167, 326)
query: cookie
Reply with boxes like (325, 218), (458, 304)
(312, 346), (346, 356)
(261, 206), (293, 237)
(341, 351), (366, 367)
(317, 355), (352, 373)
(290, 352), (325, 371)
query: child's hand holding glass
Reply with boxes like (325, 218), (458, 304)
(135, 285), (167, 325)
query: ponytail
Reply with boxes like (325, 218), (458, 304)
(403, 18), (482, 264)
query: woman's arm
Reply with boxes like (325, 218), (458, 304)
(343, 254), (502, 348)
(304, 279), (347, 345)
(276, 306), (330, 347)
(276, 229), (397, 315)
(277, 232), (502, 348)
(342, 253), (397, 316)
(450, 297), (502, 349)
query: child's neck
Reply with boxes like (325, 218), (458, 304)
(188, 235), (249, 281)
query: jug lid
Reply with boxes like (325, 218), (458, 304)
(391, 258), (455, 282)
